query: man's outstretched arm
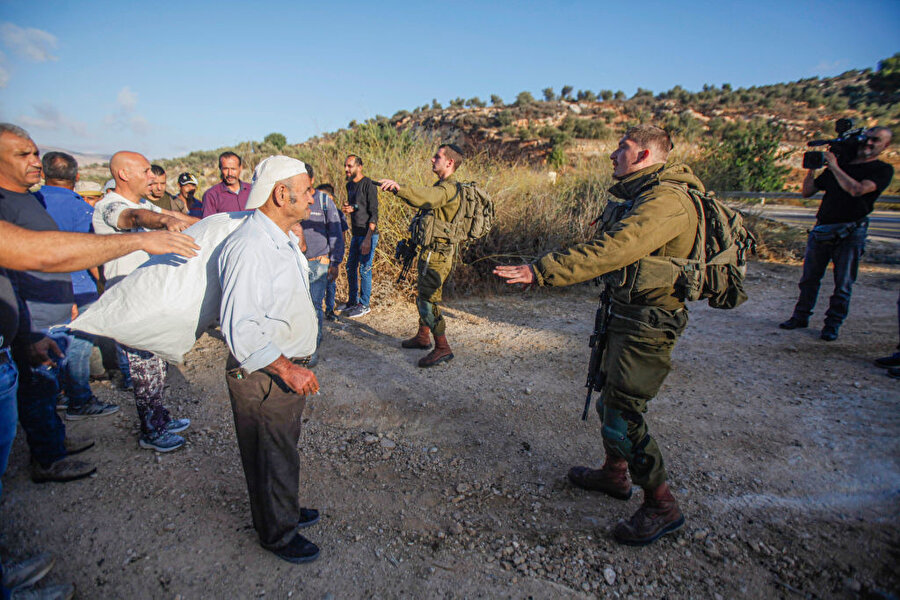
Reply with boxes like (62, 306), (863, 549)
(0, 220), (200, 272)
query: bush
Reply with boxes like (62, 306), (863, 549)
(694, 120), (791, 192)
(263, 132), (287, 150)
(490, 94), (504, 106)
(514, 91), (535, 106)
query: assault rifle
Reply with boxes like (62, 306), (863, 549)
(394, 238), (418, 284)
(582, 288), (612, 421)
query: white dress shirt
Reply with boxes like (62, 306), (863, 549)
(218, 210), (316, 373)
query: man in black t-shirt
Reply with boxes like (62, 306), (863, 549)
(780, 126), (894, 341)
(340, 154), (379, 318)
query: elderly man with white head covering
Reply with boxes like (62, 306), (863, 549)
(218, 156), (321, 564)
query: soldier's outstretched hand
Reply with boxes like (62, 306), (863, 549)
(493, 264), (535, 285)
(378, 179), (400, 193)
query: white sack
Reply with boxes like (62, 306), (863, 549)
(71, 212), (252, 363)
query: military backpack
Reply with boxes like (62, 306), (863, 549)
(410, 182), (494, 247)
(639, 185), (756, 309)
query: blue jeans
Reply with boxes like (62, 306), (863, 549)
(62, 332), (94, 409)
(15, 328), (68, 467)
(0, 348), (19, 498)
(325, 278), (337, 313)
(792, 223), (867, 328)
(115, 343), (133, 388)
(346, 233), (379, 309)
(307, 259), (329, 349)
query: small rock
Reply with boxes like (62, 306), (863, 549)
(164, 523), (176, 532)
(603, 566), (616, 585)
(456, 483), (470, 494)
(380, 438), (396, 449)
(581, 582), (590, 592)
(363, 435), (378, 445)
(429, 447), (438, 454)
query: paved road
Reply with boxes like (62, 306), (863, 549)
(751, 204), (900, 244)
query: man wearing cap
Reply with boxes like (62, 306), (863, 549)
(218, 155), (321, 564)
(172, 172), (202, 217)
(74, 181), (103, 208)
(299, 169), (344, 363)
(202, 151), (251, 218)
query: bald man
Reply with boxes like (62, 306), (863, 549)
(93, 151), (196, 453)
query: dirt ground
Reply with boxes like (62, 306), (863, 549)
(1, 259), (898, 600)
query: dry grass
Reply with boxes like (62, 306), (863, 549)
(156, 127), (840, 302)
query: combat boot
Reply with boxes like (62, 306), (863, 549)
(401, 325), (432, 349)
(613, 483), (684, 546)
(567, 454), (632, 500)
(418, 334), (453, 368)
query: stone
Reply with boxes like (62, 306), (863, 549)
(364, 435), (378, 445)
(456, 483), (470, 494)
(603, 566), (616, 586)
(380, 438), (396, 449)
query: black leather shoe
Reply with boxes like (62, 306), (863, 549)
(270, 533), (320, 564)
(874, 352), (900, 368)
(779, 317), (808, 330)
(297, 507), (319, 529)
(820, 326), (839, 341)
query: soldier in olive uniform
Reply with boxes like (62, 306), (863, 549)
(495, 125), (703, 546)
(379, 144), (464, 368)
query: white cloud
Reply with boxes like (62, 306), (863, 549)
(0, 23), (57, 62)
(117, 86), (138, 111)
(104, 86), (150, 136)
(18, 102), (88, 137)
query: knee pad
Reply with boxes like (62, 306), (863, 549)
(417, 299), (437, 330)
(600, 406), (632, 458)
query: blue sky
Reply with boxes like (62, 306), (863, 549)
(0, 0), (897, 159)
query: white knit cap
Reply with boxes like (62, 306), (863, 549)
(244, 156), (308, 210)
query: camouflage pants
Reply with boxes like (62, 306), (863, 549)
(597, 302), (688, 489)
(123, 347), (171, 436)
(416, 245), (455, 336)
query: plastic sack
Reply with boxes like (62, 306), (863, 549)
(70, 212), (252, 363)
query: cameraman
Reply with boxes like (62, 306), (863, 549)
(780, 126), (893, 340)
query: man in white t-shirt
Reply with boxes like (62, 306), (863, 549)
(93, 151), (195, 452)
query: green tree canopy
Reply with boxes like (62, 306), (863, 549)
(264, 132), (287, 150)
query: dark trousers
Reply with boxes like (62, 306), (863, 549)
(225, 356), (306, 549)
(791, 225), (867, 328)
(14, 329), (69, 467)
(599, 302), (688, 489)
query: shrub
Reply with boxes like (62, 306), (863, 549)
(694, 120), (791, 192)
(490, 94), (504, 106)
(263, 132), (287, 150)
(514, 91), (535, 106)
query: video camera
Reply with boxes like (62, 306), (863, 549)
(803, 118), (869, 169)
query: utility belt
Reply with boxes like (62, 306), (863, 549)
(307, 255), (330, 264)
(809, 218), (868, 244)
(226, 355), (314, 380)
